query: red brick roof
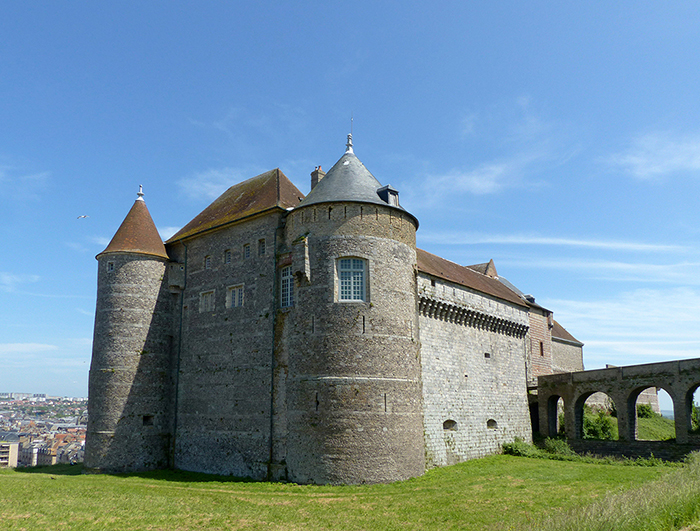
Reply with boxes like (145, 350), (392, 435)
(416, 249), (528, 308)
(98, 198), (168, 259)
(167, 168), (304, 243)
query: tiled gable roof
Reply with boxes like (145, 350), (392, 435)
(416, 248), (527, 308)
(98, 198), (168, 259)
(552, 320), (583, 346)
(166, 168), (304, 243)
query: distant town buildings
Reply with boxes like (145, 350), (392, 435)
(0, 396), (87, 468)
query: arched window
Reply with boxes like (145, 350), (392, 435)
(443, 419), (458, 431)
(338, 258), (366, 301)
(487, 419), (498, 429)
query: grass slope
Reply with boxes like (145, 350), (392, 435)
(638, 414), (676, 441)
(0, 456), (687, 531)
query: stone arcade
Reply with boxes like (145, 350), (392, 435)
(85, 136), (581, 484)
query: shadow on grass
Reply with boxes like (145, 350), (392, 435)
(13, 463), (260, 483)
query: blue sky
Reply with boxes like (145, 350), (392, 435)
(2, 2), (700, 407)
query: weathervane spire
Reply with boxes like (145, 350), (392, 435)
(345, 114), (354, 154)
(137, 184), (144, 201)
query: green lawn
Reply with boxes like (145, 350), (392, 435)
(1, 455), (696, 530)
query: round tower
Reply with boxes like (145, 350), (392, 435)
(84, 187), (173, 472)
(280, 136), (425, 484)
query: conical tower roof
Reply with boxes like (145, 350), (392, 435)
(97, 187), (168, 260)
(298, 135), (418, 226)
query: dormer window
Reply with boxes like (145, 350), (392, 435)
(377, 185), (400, 207)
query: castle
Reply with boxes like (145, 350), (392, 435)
(85, 135), (583, 484)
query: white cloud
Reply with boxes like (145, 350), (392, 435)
(543, 287), (700, 369)
(419, 232), (686, 253)
(0, 272), (40, 292)
(0, 343), (58, 354)
(0, 166), (51, 199)
(608, 131), (700, 180)
(158, 226), (182, 240)
(178, 166), (264, 201)
(505, 258), (700, 285)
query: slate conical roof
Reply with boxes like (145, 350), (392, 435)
(297, 136), (418, 225)
(166, 168), (304, 243)
(98, 188), (168, 260)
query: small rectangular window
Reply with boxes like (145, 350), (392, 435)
(204, 255), (212, 269)
(540, 341), (545, 356)
(338, 258), (366, 301)
(107, 262), (115, 272)
(281, 266), (294, 308)
(226, 284), (244, 308)
(243, 244), (251, 259)
(224, 249), (232, 264)
(258, 239), (266, 256)
(199, 290), (215, 312)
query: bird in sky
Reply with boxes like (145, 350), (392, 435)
(77, 215), (89, 219)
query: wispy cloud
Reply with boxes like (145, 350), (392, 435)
(419, 232), (686, 253)
(0, 272), (40, 292)
(178, 166), (265, 201)
(543, 287), (700, 369)
(158, 226), (181, 240)
(0, 343), (58, 354)
(0, 166), (51, 200)
(415, 97), (575, 201)
(607, 131), (700, 180)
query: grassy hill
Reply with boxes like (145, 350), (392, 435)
(638, 413), (676, 440)
(1, 453), (700, 530)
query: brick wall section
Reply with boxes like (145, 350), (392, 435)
(526, 309), (552, 387)
(417, 273), (532, 468)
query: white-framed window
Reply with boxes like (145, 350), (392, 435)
(243, 244), (251, 259)
(199, 290), (215, 312)
(204, 255), (212, 269)
(226, 284), (244, 308)
(258, 238), (266, 256)
(224, 249), (232, 264)
(280, 266), (294, 308)
(338, 258), (366, 301)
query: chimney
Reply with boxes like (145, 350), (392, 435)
(311, 166), (325, 190)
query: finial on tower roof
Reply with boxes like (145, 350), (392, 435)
(137, 184), (144, 201)
(345, 132), (354, 154)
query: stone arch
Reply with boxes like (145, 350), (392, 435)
(575, 391), (618, 440)
(627, 385), (675, 441)
(546, 394), (564, 437)
(686, 382), (700, 436)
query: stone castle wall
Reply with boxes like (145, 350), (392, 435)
(167, 213), (282, 478)
(279, 202), (425, 484)
(551, 339), (584, 374)
(85, 253), (173, 472)
(417, 273), (532, 468)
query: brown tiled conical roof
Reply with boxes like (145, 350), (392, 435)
(166, 168), (304, 243)
(97, 195), (168, 260)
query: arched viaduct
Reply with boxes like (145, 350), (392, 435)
(538, 358), (700, 445)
